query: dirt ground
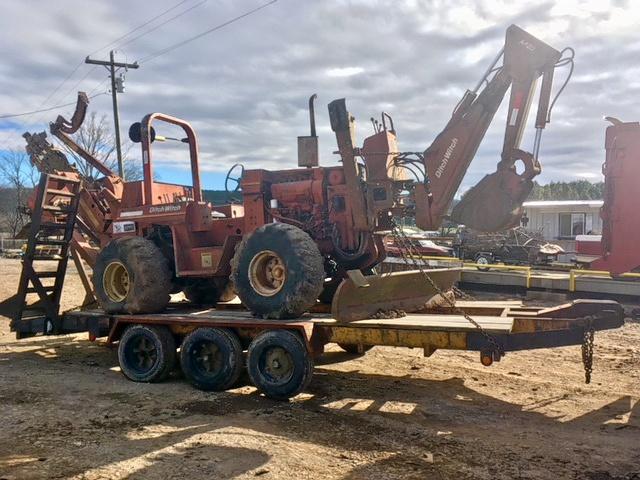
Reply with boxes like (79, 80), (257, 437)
(0, 257), (639, 480)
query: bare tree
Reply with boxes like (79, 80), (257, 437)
(61, 111), (143, 181)
(0, 150), (36, 237)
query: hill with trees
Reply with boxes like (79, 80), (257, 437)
(204, 180), (607, 207)
(527, 180), (604, 201)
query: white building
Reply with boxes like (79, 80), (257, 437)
(521, 200), (604, 252)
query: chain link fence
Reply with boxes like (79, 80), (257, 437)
(0, 235), (24, 257)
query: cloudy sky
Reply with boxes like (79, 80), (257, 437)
(0, 0), (638, 190)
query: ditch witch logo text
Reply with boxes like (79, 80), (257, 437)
(149, 205), (182, 214)
(435, 137), (459, 179)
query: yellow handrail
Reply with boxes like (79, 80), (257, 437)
(462, 262), (532, 288)
(569, 269), (640, 292)
(415, 255), (463, 263)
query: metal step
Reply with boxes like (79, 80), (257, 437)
(32, 255), (63, 261)
(40, 222), (67, 230)
(45, 188), (76, 198)
(20, 310), (48, 319)
(25, 286), (56, 294)
(47, 173), (81, 183)
(34, 271), (59, 278)
(41, 204), (72, 213)
(35, 239), (67, 246)
(11, 172), (80, 336)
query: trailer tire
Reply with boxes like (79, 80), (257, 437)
(118, 324), (176, 383)
(474, 253), (493, 272)
(184, 279), (236, 305)
(180, 328), (243, 391)
(337, 343), (373, 355)
(247, 329), (313, 400)
(94, 237), (172, 314)
(231, 223), (324, 319)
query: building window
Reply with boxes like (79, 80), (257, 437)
(559, 213), (587, 238)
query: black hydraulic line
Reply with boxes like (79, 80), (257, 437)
(546, 47), (575, 123)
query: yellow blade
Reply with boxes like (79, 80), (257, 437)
(331, 268), (461, 322)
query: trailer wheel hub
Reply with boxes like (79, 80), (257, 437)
(263, 346), (294, 382)
(103, 261), (130, 302)
(194, 341), (223, 374)
(130, 336), (158, 372)
(249, 250), (286, 296)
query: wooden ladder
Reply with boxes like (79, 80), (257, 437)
(11, 173), (81, 338)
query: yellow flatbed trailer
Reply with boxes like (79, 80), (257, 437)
(38, 298), (624, 400)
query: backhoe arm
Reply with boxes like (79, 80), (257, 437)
(416, 25), (566, 232)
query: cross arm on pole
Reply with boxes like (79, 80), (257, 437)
(84, 56), (139, 69)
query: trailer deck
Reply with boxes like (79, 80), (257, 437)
(9, 298), (624, 399)
(61, 299), (623, 356)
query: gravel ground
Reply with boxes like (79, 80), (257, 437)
(0, 257), (639, 479)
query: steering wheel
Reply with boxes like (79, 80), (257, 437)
(225, 163), (244, 198)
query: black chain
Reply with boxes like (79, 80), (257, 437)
(390, 220), (504, 358)
(581, 316), (595, 384)
(391, 220), (595, 381)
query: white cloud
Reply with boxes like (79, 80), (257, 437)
(0, 0), (637, 192)
(0, 128), (29, 150)
(325, 67), (365, 77)
(575, 171), (602, 180)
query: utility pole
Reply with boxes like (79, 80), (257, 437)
(85, 50), (139, 179)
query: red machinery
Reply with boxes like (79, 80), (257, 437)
(423, 26), (571, 232)
(16, 25), (573, 322)
(591, 118), (640, 274)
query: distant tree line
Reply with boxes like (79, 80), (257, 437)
(527, 180), (604, 201)
(2, 134), (606, 237)
(0, 150), (34, 237)
(0, 113), (143, 237)
(205, 180), (607, 206)
(203, 190), (242, 205)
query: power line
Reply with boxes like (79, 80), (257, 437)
(88, 77), (111, 96)
(49, 0), (203, 107)
(27, 76), (110, 130)
(85, 52), (140, 178)
(30, 0), (198, 118)
(54, 66), (100, 110)
(117, 0), (208, 50)
(139, 0), (278, 64)
(36, 60), (85, 113)
(88, 0), (194, 57)
(0, 93), (106, 120)
(55, 0), (209, 111)
(0, 0), (206, 151)
(26, 66), (98, 130)
(0, 0), (277, 132)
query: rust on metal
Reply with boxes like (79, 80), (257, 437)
(331, 268), (461, 321)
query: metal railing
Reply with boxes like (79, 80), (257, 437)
(462, 262), (533, 288)
(568, 269), (640, 292)
(0, 237), (24, 251)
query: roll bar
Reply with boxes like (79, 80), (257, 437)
(138, 113), (202, 205)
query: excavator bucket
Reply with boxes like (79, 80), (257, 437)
(331, 268), (461, 321)
(450, 168), (535, 232)
(410, 25), (565, 232)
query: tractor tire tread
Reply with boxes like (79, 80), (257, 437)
(94, 237), (172, 314)
(230, 223), (324, 319)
